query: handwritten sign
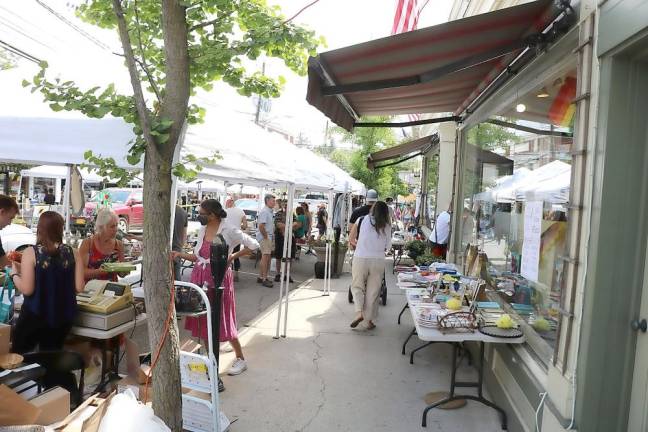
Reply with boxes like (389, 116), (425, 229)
(521, 201), (543, 282)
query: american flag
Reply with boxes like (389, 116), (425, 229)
(391, 0), (420, 34)
(391, 0), (427, 122)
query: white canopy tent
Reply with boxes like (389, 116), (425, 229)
(519, 168), (571, 204)
(474, 167), (531, 203)
(473, 161), (571, 204)
(514, 161), (571, 202)
(181, 114), (364, 194)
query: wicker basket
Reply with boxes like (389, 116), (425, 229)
(0, 353), (23, 369)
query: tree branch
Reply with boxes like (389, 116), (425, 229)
(111, 0), (155, 148)
(132, 0), (161, 103)
(188, 18), (218, 32)
(113, 51), (162, 103)
(159, 0), (190, 157)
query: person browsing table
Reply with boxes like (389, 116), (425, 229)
(0, 195), (19, 268)
(348, 201), (392, 330)
(256, 194), (275, 287)
(224, 198), (247, 282)
(10, 211), (85, 353)
(78, 208), (126, 282)
(173, 199), (259, 376)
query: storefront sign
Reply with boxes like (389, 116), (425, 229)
(521, 201), (543, 282)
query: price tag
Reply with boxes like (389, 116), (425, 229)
(187, 363), (208, 373)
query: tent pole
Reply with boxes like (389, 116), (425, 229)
(281, 184), (295, 338)
(63, 165), (71, 235)
(274, 185), (290, 339)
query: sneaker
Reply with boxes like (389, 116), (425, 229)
(220, 343), (234, 353)
(257, 277), (264, 284)
(227, 358), (248, 376)
(234, 271), (239, 282)
(274, 274), (281, 282)
(262, 279), (274, 288)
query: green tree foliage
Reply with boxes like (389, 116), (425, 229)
(332, 117), (409, 199)
(466, 121), (520, 150)
(22, 2), (320, 429)
(0, 49), (16, 70)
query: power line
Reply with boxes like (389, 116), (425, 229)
(0, 39), (41, 64)
(35, 0), (111, 51)
(0, 15), (53, 50)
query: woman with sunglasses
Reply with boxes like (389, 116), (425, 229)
(172, 199), (259, 376)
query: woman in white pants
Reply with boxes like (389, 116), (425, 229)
(349, 201), (391, 330)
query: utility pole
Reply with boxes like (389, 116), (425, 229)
(254, 62), (266, 125)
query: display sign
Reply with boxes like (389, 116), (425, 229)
(521, 201), (543, 282)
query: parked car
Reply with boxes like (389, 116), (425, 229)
(72, 188), (144, 234)
(0, 223), (36, 252)
(235, 198), (259, 233)
(297, 192), (328, 210)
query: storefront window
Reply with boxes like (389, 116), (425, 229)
(456, 65), (577, 362)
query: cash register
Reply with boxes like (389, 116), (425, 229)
(76, 280), (136, 330)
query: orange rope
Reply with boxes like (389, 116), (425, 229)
(142, 257), (176, 404)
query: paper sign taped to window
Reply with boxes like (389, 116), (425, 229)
(521, 201), (543, 282)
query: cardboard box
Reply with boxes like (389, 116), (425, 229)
(0, 384), (40, 426)
(30, 386), (70, 425)
(53, 392), (114, 432)
(0, 323), (10, 355)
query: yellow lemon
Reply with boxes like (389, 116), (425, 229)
(446, 298), (462, 311)
(496, 314), (515, 329)
(532, 318), (550, 332)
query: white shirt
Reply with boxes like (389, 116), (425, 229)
(354, 216), (392, 258)
(224, 207), (246, 230)
(430, 211), (451, 245)
(194, 225), (260, 270)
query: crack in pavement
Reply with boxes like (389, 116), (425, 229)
(298, 332), (326, 432)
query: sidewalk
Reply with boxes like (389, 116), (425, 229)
(218, 260), (503, 432)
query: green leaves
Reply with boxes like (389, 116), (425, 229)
(82, 150), (141, 187)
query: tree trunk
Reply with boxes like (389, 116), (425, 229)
(142, 144), (183, 431)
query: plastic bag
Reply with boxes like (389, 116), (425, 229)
(98, 389), (170, 432)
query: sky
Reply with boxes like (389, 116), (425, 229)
(0, 0), (453, 145)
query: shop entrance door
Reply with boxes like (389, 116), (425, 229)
(627, 55), (648, 432)
(630, 243), (648, 431)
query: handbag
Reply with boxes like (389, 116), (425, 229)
(0, 269), (15, 324)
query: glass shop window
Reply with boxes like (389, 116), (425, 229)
(458, 71), (577, 362)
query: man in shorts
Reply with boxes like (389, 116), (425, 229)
(256, 194), (276, 287)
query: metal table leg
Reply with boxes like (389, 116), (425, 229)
(409, 342), (436, 364)
(422, 342), (508, 430)
(401, 327), (417, 355)
(397, 302), (409, 325)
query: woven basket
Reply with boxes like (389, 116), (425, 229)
(0, 353), (23, 369)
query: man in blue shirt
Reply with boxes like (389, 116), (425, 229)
(256, 194), (276, 287)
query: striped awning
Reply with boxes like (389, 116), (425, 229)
(367, 134), (439, 170)
(307, 0), (560, 131)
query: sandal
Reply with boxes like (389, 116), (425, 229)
(350, 317), (364, 328)
(366, 322), (376, 330)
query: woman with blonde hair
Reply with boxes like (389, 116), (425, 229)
(78, 208), (126, 282)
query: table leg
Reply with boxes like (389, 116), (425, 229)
(397, 302), (409, 325)
(410, 342), (436, 365)
(401, 327), (417, 355)
(422, 342), (508, 430)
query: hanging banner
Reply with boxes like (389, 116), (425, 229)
(521, 201), (543, 282)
